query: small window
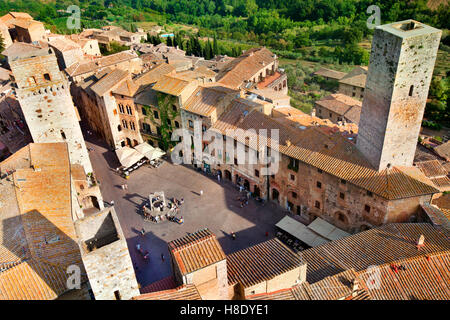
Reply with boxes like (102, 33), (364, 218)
(341, 179), (346, 185)
(316, 181), (322, 189)
(290, 174), (295, 181)
(255, 169), (260, 177)
(364, 205), (371, 213)
(367, 191), (373, 197)
(339, 192), (345, 200)
(292, 192), (297, 199)
(43, 73), (51, 81)
(153, 110), (159, 119)
(315, 201), (321, 209)
(172, 105), (177, 112)
(409, 85), (414, 96)
(60, 130), (66, 140)
(114, 290), (121, 300)
(118, 125), (122, 132)
(188, 120), (194, 128)
(142, 107), (147, 115)
(317, 168), (323, 173)
(234, 158), (238, 165)
(175, 121), (180, 128)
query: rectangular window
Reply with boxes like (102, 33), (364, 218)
(290, 174), (295, 181)
(154, 110), (159, 119)
(43, 73), (51, 81)
(341, 179), (346, 185)
(315, 201), (320, 209)
(114, 291), (121, 300)
(255, 169), (260, 177)
(367, 191), (373, 197)
(364, 205), (371, 213)
(188, 120), (194, 128)
(234, 158), (238, 165)
(318, 168), (323, 173)
(292, 192), (297, 199)
(316, 181), (322, 189)
(339, 192), (345, 200)
(142, 107), (147, 115)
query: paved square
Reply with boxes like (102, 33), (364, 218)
(86, 135), (287, 288)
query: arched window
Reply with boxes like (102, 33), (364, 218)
(122, 120), (128, 129)
(118, 125), (122, 132)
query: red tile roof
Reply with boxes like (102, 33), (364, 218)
(168, 228), (226, 275)
(217, 47), (276, 88)
(227, 238), (304, 288)
(132, 284), (202, 300)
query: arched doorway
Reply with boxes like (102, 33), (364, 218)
(254, 185), (260, 197)
(335, 211), (349, 226)
(272, 188), (280, 203)
(225, 170), (232, 181)
(126, 138), (132, 146)
(244, 179), (250, 191)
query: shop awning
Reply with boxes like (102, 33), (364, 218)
(134, 142), (166, 160)
(307, 217), (350, 241)
(116, 146), (145, 168)
(275, 216), (329, 247)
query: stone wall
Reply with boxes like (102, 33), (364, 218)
(11, 51), (93, 173)
(357, 21), (442, 171)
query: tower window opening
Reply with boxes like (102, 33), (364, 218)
(60, 130), (66, 140)
(409, 85), (414, 96)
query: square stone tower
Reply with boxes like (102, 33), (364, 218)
(10, 47), (93, 173)
(356, 20), (441, 171)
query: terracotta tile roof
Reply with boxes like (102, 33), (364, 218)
(11, 19), (43, 30)
(434, 141), (450, 161)
(416, 160), (447, 178)
(49, 38), (81, 52)
(65, 51), (138, 77)
(415, 160), (450, 191)
(339, 66), (368, 88)
(217, 47), (277, 88)
(315, 93), (362, 123)
(420, 203), (450, 231)
(140, 276), (177, 294)
(112, 79), (140, 97)
(70, 164), (86, 181)
(1, 42), (44, 60)
(226, 238), (304, 288)
(132, 284), (201, 300)
(247, 288), (296, 300)
(152, 74), (195, 96)
(183, 85), (239, 117)
(133, 63), (175, 88)
(0, 143), (85, 300)
(168, 228), (226, 275)
(90, 68), (129, 96)
(301, 223), (450, 284)
(314, 67), (347, 80)
(357, 252), (450, 300)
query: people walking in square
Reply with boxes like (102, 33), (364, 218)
(231, 231), (236, 240)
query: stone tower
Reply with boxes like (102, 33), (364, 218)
(357, 20), (441, 171)
(10, 47), (93, 173)
(74, 207), (140, 300)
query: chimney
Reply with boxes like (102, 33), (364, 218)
(417, 234), (425, 248)
(351, 279), (360, 297)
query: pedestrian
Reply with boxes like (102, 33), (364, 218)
(200, 190), (203, 196)
(140, 228), (145, 236)
(217, 174), (221, 182)
(121, 184), (125, 190)
(110, 200), (114, 206)
(161, 253), (165, 262)
(231, 232), (236, 240)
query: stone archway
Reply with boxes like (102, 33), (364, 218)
(272, 188), (280, 203)
(224, 170), (232, 181)
(244, 179), (250, 191)
(335, 211), (349, 226)
(254, 185), (261, 197)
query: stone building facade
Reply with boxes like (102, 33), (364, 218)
(357, 20), (442, 171)
(10, 47), (93, 173)
(74, 207), (140, 300)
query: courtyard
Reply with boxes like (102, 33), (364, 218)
(85, 133), (288, 288)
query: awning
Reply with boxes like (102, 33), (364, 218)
(116, 146), (145, 168)
(134, 142), (166, 160)
(275, 216), (329, 247)
(307, 218), (350, 241)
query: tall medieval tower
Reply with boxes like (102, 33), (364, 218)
(10, 47), (93, 173)
(357, 20), (441, 171)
